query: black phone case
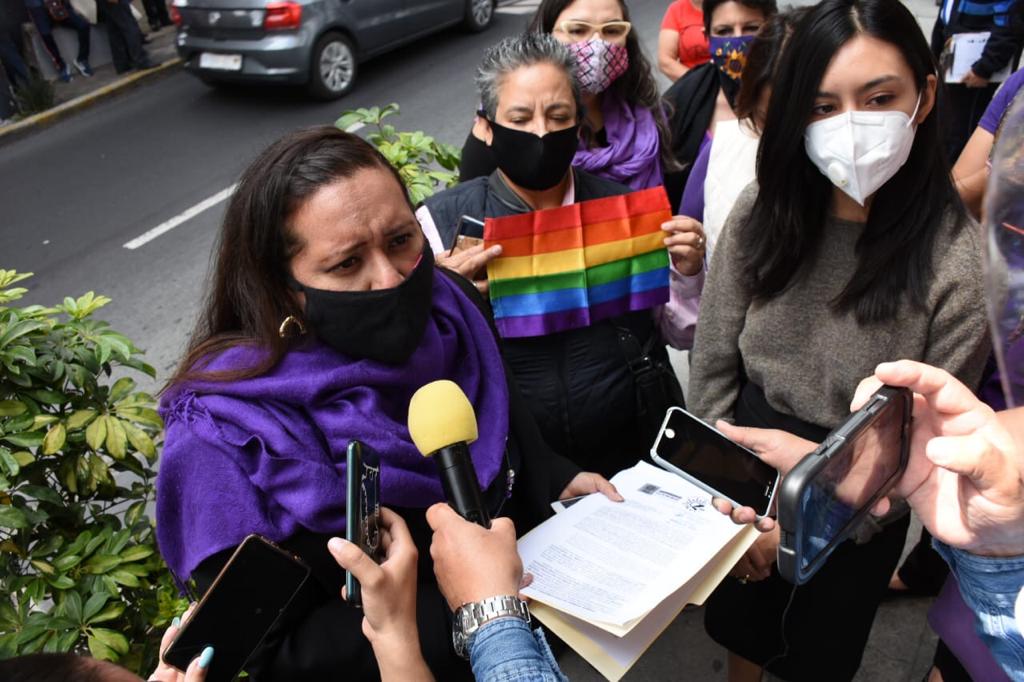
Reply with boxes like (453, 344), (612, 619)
(163, 534), (310, 681)
(345, 441), (381, 607)
(777, 386), (912, 585)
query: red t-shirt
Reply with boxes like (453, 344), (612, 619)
(661, 0), (709, 69)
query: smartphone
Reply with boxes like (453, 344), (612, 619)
(776, 386), (912, 585)
(163, 535), (310, 681)
(345, 440), (382, 607)
(650, 407), (780, 517)
(447, 215), (486, 255)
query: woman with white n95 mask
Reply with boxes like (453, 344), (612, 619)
(687, 0), (991, 680)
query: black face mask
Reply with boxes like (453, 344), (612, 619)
(486, 118), (580, 191)
(289, 245), (434, 365)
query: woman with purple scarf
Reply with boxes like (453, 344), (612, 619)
(458, 0), (673, 193)
(155, 126), (616, 682)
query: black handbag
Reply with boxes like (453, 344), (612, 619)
(615, 325), (686, 444)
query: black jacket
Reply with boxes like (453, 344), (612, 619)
(424, 169), (682, 477)
(932, 0), (1023, 79)
(191, 272), (579, 682)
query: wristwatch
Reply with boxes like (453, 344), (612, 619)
(452, 594), (531, 659)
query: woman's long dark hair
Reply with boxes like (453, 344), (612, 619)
(734, 8), (808, 129)
(166, 126), (410, 388)
(529, 0), (676, 170)
(745, 0), (963, 323)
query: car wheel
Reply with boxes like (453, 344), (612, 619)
(308, 32), (357, 100)
(463, 0), (495, 32)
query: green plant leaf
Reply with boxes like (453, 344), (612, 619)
(21, 484), (62, 506)
(63, 591), (83, 623)
(53, 554), (82, 571)
(118, 545), (154, 563)
(41, 423), (66, 455)
(83, 554), (121, 575)
(0, 448), (20, 477)
(120, 421), (156, 460)
(11, 450), (34, 467)
(0, 506), (29, 529)
(30, 559), (55, 575)
(108, 377), (135, 403)
(27, 388), (65, 405)
(65, 408), (98, 431)
(90, 627), (129, 657)
(108, 569), (140, 587)
(2, 431), (44, 448)
(88, 601), (124, 624)
(56, 629), (79, 653)
(0, 400), (27, 416)
(85, 416), (107, 452)
(46, 575), (75, 590)
(104, 418), (127, 460)
(83, 592), (108, 622)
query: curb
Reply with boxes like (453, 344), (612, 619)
(0, 57), (183, 145)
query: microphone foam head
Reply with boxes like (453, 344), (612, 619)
(408, 380), (479, 456)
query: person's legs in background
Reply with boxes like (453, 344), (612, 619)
(63, 6), (92, 75)
(100, 0), (153, 71)
(0, 29), (31, 88)
(25, 5), (70, 80)
(141, 0), (172, 32)
(943, 82), (999, 162)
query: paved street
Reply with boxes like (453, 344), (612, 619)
(0, 0), (944, 679)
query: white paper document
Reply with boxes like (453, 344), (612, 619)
(945, 32), (1013, 83)
(519, 461), (748, 631)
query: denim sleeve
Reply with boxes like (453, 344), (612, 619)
(934, 540), (1024, 679)
(469, 618), (569, 682)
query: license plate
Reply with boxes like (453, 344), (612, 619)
(198, 53), (242, 71)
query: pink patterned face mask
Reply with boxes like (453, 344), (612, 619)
(567, 37), (629, 95)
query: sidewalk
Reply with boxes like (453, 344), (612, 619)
(0, 24), (180, 143)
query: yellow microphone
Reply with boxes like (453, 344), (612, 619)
(408, 380), (491, 527)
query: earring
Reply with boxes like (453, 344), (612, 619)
(278, 315), (307, 338)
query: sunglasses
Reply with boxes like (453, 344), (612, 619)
(554, 20), (632, 42)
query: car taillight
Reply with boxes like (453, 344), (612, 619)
(264, 1), (301, 29)
(169, 3), (182, 25)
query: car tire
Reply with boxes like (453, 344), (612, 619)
(308, 32), (357, 100)
(463, 0), (495, 32)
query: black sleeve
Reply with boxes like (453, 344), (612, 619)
(458, 130), (497, 183)
(973, 0), (1024, 78)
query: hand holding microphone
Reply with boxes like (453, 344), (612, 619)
(408, 380), (492, 528)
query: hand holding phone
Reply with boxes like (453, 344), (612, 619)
(162, 535), (310, 682)
(651, 407), (780, 517)
(776, 386), (912, 584)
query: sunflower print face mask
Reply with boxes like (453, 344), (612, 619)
(708, 34), (755, 81)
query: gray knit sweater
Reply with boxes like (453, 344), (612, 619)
(689, 185), (991, 429)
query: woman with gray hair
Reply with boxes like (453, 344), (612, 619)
(417, 32), (704, 479)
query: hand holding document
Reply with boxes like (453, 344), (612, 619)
(518, 461), (759, 680)
(944, 32), (1013, 83)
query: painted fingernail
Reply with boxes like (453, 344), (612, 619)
(198, 646), (214, 669)
(171, 616), (180, 628)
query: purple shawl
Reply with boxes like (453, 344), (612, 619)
(156, 272), (509, 583)
(573, 93), (664, 191)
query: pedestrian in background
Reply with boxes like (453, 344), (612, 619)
(931, 0), (1022, 160)
(658, 0), (709, 81)
(23, 0), (92, 81)
(689, 0), (990, 679)
(98, 0), (156, 73)
(0, 0), (31, 91)
(458, 0), (674, 193)
(142, 0), (172, 33)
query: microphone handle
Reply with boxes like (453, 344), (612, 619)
(434, 443), (492, 528)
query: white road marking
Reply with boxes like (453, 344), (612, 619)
(123, 122), (367, 250)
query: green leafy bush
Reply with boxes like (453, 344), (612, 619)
(336, 103), (461, 204)
(0, 270), (186, 673)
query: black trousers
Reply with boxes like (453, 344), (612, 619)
(943, 82), (998, 162)
(97, 0), (148, 72)
(142, 0), (171, 28)
(703, 382), (911, 681)
(26, 4), (90, 68)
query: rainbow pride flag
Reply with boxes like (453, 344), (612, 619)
(484, 187), (672, 338)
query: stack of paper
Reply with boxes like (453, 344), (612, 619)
(518, 461), (760, 681)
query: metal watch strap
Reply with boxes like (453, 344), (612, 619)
(452, 595), (531, 658)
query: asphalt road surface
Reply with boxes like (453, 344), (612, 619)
(0, 0), (940, 679)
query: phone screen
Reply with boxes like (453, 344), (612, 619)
(653, 408), (778, 515)
(164, 536), (309, 681)
(796, 396), (907, 574)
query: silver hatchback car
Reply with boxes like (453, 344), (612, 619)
(170, 0), (496, 98)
